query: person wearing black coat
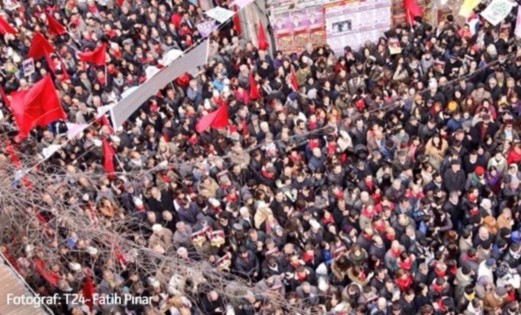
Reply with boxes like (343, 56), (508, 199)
(145, 187), (174, 214)
(176, 198), (200, 225)
(234, 247), (260, 279)
(200, 291), (226, 315)
(443, 161), (466, 193)
(472, 114), (499, 143)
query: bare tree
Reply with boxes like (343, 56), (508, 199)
(0, 141), (316, 315)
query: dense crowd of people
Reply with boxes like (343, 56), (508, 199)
(1, 0), (521, 314)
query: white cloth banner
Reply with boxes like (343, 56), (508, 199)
(229, 0), (254, 9)
(515, 6), (521, 37)
(159, 49), (183, 66)
(145, 66), (161, 81)
(205, 7), (235, 23)
(42, 144), (62, 159)
(97, 104), (115, 116)
(480, 0), (515, 26)
(121, 86), (138, 99)
(110, 39), (210, 128)
(66, 122), (89, 139)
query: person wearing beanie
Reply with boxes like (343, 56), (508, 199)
(465, 165), (486, 190)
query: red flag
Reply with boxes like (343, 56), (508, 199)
(249, 73), (259, 100)
(45, 13), (66, 36)
(27, 32), (55, 59)
(33, 257), (60, 286)
(9, 75), (65, 139)
(45, 54), (70, 82)
(112, 242), (127, 265)
(97, 114), (114, 133)
(102, 138), (115, 175)
(5, 142), (21, 168)
(232, 5), (241, 35)
(82, 269), (95, 311)
(290, 67), (299, 91)
(116, 0), (124, 6)
(0, 16), (15, 34)
(257, 21), (268, 50)
(2, 139), (33, 188)
(78, 43), (107, 66)
(1, 247), (20, 273)
(195, 104), (229, 133)
(404, 0), (422, 25)
(0, 85), (10, 108)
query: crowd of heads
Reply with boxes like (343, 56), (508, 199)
(1, 0), (521, 314)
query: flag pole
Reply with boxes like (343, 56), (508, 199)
(104, 64), (108, 86)
(67, 31), (81, 46)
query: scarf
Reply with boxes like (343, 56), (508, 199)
(373, 220), (386, 232)
(434, 268), (446, 278)
(322, 215), (334, 225)
(327, 141), (336, 155)
(396, 275), (412, 290)
(302, 251), (314, 262)
(296, 271), (308, 281)
(365, 179), (375, 192)
(361, 206), (374, 218)
(398, 257), (413, 270)
(262, 169), (274, 179)
(432, 282), (444, 293)
(225, 192), (237, 202)
(158, 173), (171, 184)
(308, 139), (320, 149)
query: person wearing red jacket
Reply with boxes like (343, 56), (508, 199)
(506, 142), (521, 164)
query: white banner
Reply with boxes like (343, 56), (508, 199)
(205, 7), (235, 23)
(66, 122), (89, 139)
(110, 39), (210, 128)
(324, 0), (391, 55)
(480, 0), (515, 26)
(229, 0), (253, 9)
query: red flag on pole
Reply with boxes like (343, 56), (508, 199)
(9, 75), (65, 139)
(257, 21), (268, 50)
(78, 43), (107, 66)
(45, 13), (66, 36)
(97, 114), (114, 133)
(290, 67), (299, 91)
(112, 241), (127, 265)
(195, 104), (229, 133)
(82, 269), (95, 311)
(249, 73), (259, 100)
(404, 0), (422, 25)
(102, 138), (115, 175)
(0, 16), (16, 34)
(1, 247), (20, 273)
(5, 142), (21, 168)
(45, 54), (70, 82)
(0, 85), (10, 108)
(27, 32), (55, 59)
(33, 258), (60, 286)
(232, 5), (241, 35)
